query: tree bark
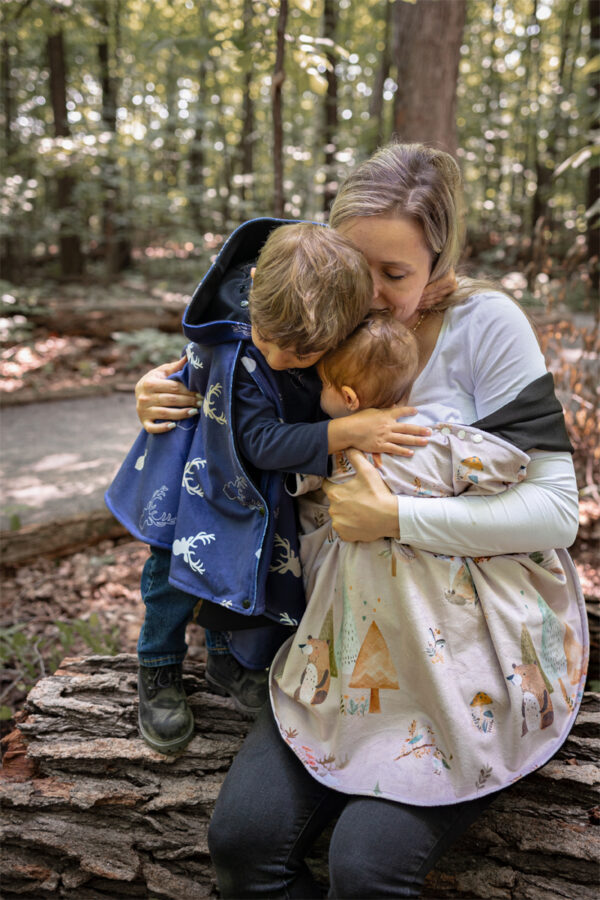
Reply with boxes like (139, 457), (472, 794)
(368, 0), (393, 154)
(96, 0), (130, 277)
(0, 35), (16, 281)
(392, 0), (466, 158)
(0, 512), (128, 567)
(588, 0), (600, 294)
(322, 0), (339, 214)
(238, 0), (256, 214)
(188, 56), (207, 233)
(1, 654), (598, 899)
(47, 26), (84, 278)
(23, 294), (186, 340)
(272, 0), (288, 218)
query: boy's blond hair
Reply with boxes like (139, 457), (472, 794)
(249, 223), (373, 354)
(319, 311), (419, 408)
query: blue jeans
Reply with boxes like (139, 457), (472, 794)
(137, 547), (200, 666)
(208, 705), (495, 898)
(138, 547), (281, 667)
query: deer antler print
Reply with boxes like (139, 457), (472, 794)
(197, 382), (227, 425)
(269, 533), (301, 577)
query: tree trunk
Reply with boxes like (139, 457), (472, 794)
(368, 0), (393, 154)
(588, 0), (600, 295)
(0, 35), (16, 281)
(238, 0), (256, 215)
(322, 0), (339, 214)
(96, 0), (130, 277)
(47, 27), (84, 278)
(188, 59), (206, 233)
(272, 0), (288, 218)
(392, 0), (466, 158)
(1, 654), (598, 899)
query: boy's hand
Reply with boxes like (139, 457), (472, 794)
(135, 357), (199, 433)
(328, 406), (431, 457)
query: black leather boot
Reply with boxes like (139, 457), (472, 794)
(137, 663), (194, 754)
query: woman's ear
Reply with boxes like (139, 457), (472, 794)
(341, 385), (360, 411)
(250, 266), (256, 279)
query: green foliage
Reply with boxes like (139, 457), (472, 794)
(112, 328), (187, 368)
(0, 613), (120, 719)
(1, 0), (595, 284)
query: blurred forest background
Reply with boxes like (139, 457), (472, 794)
(1, 0), (599, 284)
(0, 0), (599, 723)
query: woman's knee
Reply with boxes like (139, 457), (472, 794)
(329, 850), (422, 899)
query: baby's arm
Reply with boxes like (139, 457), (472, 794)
(234, 366), (429, 476)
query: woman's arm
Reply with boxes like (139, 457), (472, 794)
(326, 448), (578, 554)
(396, 451), (578, 556)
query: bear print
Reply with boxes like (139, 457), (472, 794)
(507, 662), (554, 736)
(294, 636), (331, 705)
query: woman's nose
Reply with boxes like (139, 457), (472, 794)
(371, 273), (384, 305)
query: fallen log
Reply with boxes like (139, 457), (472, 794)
(0, 510), (129, 567)
(1, 654), (598, 899)
(28, 299), (187, 340)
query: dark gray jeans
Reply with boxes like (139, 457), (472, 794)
(208, 705), (494, 898)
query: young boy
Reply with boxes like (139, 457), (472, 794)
(106, 222), (393, 753)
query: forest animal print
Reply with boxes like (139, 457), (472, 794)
(507, 662), (554, 736)
(294, 637), (332, 705)
(269, 424), (587, 806)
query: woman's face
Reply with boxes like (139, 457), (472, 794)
(335, 216), (434, 327)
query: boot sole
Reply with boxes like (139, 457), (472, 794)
(204, 671), (265, 718)
(138, 712), (194, 755)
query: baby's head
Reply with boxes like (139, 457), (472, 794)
(318, 311), (419, 417)
(249, 223), (373, 370)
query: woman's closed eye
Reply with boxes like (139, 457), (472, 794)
(385, 272), (408, 281)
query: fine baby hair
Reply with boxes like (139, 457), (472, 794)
(319, 310), (419, 409)
(249, 222), (374, 355)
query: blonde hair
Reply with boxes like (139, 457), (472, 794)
(319, 311), (419, 408)
(249, 223), (373, 354)
(329, 142), (495, 311)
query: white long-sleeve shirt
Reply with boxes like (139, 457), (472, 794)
(396, 292), (579, 556)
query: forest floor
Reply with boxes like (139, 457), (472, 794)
(0, 269), (598, 737)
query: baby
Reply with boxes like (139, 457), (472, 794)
(287, 310), (529, 595)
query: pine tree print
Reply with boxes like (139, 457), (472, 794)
(319, 606), (338, 678)
(537, 595), (568, 684)
(521, 623), (553, 693)
(537, 595), (578, 709)
(349, 620), (399, 713)
(335, 582), (361, 674)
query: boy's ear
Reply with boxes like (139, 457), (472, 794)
(341, 385), (360, 411)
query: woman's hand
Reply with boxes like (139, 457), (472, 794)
(135, 357), (199, 433)
(328, 406), (431, 457)
(420, 268), (457, 307)
(323, 449), (399, 542)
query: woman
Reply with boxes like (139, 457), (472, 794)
(135, 143), (585, 897)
